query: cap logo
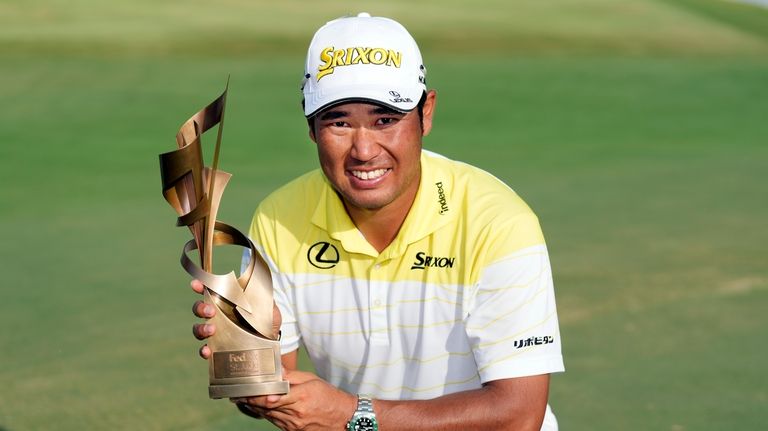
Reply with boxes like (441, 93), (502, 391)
(388, 90), (412, 104)
(317, 46), (402, 81)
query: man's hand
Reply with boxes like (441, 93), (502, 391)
(235, 369), (357, 431)
(190, 279), (283, 358)
(190, 279), (215, 358)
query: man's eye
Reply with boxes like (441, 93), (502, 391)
(377, 117), (396, 125)
(332, 121), (346, 127)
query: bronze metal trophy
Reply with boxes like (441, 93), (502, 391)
(159, 82), (289, 399)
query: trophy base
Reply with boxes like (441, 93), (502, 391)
(209, 380), (290, 399)
(204, 286), (290, 400)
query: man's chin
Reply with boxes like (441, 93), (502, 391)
(340, 192), (392, 212)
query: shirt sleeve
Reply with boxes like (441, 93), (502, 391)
(464, 213), (565, 383)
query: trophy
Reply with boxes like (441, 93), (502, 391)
(159, 81), (289, 399)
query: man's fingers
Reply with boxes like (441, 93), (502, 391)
(284, 369), (319, 385)
(199, 344), (212, 359)
(193, 300), (216, 318)
(241, 393), (290, 409)
(193, 323), (216, 340)
(190, 279), (205, 294)
(241, 395), (272, 408)
(234, 402), (265, 419)
(191, 282), (215, 359)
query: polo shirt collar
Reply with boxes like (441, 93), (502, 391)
(310, 151), (456, 259)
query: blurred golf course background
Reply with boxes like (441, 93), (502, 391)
(2, 0), (767, 429)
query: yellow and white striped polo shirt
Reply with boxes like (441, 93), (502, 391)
(247, 150), (564, 400)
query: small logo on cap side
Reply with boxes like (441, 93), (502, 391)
(317, 46), (402, 81)
(389, 90), (412, 104)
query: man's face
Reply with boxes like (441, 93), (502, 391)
(309, 91), (436, 216)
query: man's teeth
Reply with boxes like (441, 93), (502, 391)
(352, 169), (389, 180)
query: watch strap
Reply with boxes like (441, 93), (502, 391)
(347, 394), (377, 431)
(357, 395), (374, 413)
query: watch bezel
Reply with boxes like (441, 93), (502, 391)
(348, 413), (378, 431)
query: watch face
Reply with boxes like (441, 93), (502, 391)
(353, 416), (376, 431)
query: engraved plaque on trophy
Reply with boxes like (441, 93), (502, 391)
(159, 82), (289, 398)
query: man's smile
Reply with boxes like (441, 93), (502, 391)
(349, 168), (391, 181)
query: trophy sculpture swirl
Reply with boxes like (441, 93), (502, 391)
(159, 82), (289, 399)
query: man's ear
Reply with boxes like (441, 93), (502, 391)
(421, 90), (437, 137)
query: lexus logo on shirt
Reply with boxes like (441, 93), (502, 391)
(307, 242), (340, 269)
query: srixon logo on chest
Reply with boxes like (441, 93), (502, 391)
(411, 252), (456, 270)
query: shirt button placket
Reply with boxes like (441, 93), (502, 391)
(369, 261), (389, 346)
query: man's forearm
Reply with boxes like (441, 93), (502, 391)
(374, 374), (550, 431)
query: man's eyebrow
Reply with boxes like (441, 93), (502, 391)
(318, 110), (348, 121)
(370, 106), (404, 116)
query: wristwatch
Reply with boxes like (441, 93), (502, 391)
(346, 394), (378, 431)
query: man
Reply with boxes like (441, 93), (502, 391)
(191, 13), (564, 430)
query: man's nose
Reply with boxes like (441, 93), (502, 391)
(350, 127), (380, 162)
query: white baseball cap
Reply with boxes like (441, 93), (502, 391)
(301, 13), (427, 117)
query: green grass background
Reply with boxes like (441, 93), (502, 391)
(2, 0), (767, 429)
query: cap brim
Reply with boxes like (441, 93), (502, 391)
(304, 86), (423, 117)
(307, 97), (414, 118)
